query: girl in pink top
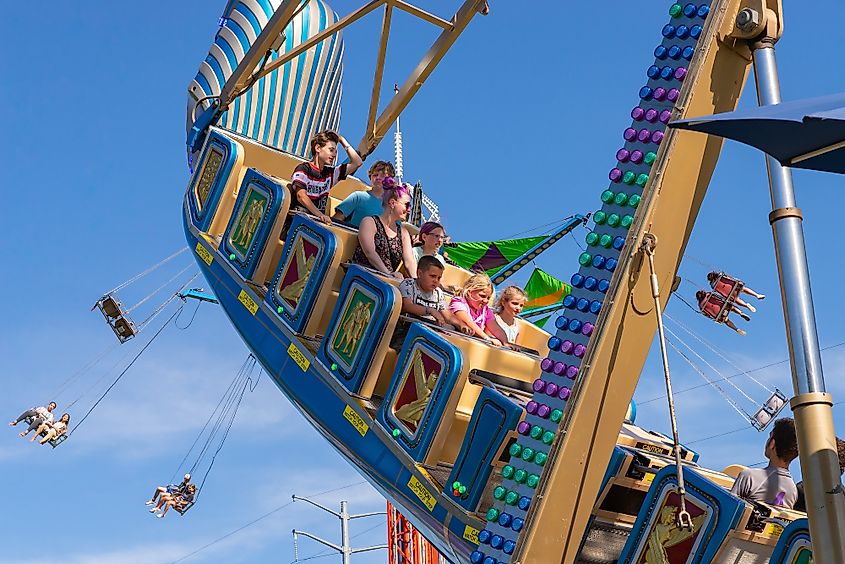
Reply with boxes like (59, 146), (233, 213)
(449, 274), (510, 346)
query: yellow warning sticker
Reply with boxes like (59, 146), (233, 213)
(643, 472), (656, 485)
(343, 405), (369, 437)
(415, 465), (436, 484)
(238, 290), (259, 315)
(408, 475), (436, 511)
(195, 242), (213, 266)
(463, 525), (480, 544)
(764, 522), (784, 538)
(287, 342), (310, 371)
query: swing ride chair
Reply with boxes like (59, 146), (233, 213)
(701, 273), (744, 324)
(94, 294), (138, 343)
(21, 416), (68, 449)
(180, 0), (843, 562)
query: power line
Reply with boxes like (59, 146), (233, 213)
(170, 481), (368, 564)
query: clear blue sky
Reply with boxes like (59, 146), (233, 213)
(2, 1), (843, 562)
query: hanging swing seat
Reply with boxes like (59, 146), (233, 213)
(711, 273), (744, 302)
(751, 389), (788, 431)
(95, 295), (138, 343)
(22, 415), (69, 448)
(699, 291), (735, 324)
(174, 499), (196, 515)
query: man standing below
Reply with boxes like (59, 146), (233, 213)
(332, 160), (395, 228)
(291, 130), (363, 224)
(731, 418), (799, 508)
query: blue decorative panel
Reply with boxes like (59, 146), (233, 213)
(378, 323), (462, 462)
(446, 387), (522, 511)
(267, 215), (337, 332)
(618, 466), (746, 563)
(317, 265), (398, 393)
(770, 518), (812, 563)
(221, 168), (285, 280)
(188, 131), (238, 231)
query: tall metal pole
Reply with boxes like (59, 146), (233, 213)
(291, 495), (387, 563)
(751, 41), (845, 563)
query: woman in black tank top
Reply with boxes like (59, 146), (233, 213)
(351, 182), (417, 280)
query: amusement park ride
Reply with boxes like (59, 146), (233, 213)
(178, 0), (845, 562)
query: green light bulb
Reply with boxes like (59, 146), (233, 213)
(392, 429), (400, 437)
(277, 306), (284, 314)
(614, 192), (629, 206)
(229, 253), (236, 260)
(535, 451), (548, 466)
(579, 252), (593, 266)
(526, 474), (540, 488)
(542, 431), (555, 445)
(621, 215), (634, 229)
(644, 152), (657, 165)
(600, 190), (615, 204)
(505, 491), (519, 506)
(514, 469), (527, 483)
(629, 194), (641, 208)
(493, 486), (506, 500)
(551, 409), (563, 423)
(585, 232), (599, 246)
(521, 447), (535, 462)
(599, 234), (613, 248)
(509, 443), (523, 457)
(486, 508), (499, 521)
(607, 214), (621, 228)
(636, 173), (649, 187)
(501, 465), (515, 479)
(622, 171), (636, 185)
(669, 3), (682, 17)
(593, 211), (607, 225)
(453, 481), (461, 490)
(529, 425), (543, 439)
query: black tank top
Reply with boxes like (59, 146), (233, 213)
(352, 216), (403, 272)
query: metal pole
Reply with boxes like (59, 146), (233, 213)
(340, 500), (351, 564)
(751, 43), (845, 563)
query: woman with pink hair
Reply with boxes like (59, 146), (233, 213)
(352, 179), (417, 280)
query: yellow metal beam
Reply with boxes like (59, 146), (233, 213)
(512, 1), (755, 561)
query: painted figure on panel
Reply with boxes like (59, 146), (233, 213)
(234, 196), (266, 248)
(639, 491), (707, 564)
(393, 350), (440, 431)
(278, 235), (320, 310)
(331, 289), (376, 366)
(279, 240), (316, 304)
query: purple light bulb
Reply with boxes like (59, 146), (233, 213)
(674, 67), (687, 81)
(638, 129), (652, 142)
(574, 344), (587, 358)
(667, 88), (680, 102)
(653, 87), (667, 101)
(536, 404), (551, 419)
(565, 365), (579, 380)
(545, 382), (559, 397)
(582, 322), (594, 336)
(630, 150), (644, 164)
(526, 401), (538, 414)
(609, 168), (623, 182)
(558, 387), (572, 401)
(616, 148), (630, 162)
(561, 340), (574, 354)
(644, 108), (658, 123)
(540, 358), (553, 372)
(651, 130), (664, 144)
(553, 362), (567, 376)
(623, 128), (637, 142)
(533, 378), (546, 393)
(631, 106), (645, 121)
(659, 110), (672, 124)
(517, 421), (531, 435)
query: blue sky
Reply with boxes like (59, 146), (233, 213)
(2, 1), (843, 562)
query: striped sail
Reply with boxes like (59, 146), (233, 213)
(188, 0), (344, 158)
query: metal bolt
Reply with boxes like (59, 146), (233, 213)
(736, 8), (760, 32)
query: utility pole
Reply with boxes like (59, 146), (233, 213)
(291, 495), (387, 564)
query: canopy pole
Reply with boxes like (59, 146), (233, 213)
(752, 41), (845, 562)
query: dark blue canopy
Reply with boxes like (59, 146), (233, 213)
(670, 91), (845, 174)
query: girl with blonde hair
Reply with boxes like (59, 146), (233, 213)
(449, 274), (510, 346)
(495, 286), (527, 344)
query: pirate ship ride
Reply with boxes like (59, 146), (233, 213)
(182, 0), (845, 562)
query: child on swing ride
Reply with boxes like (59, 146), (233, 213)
(696, 290), (749, 336)
(449, 273), (510, 346)
(707, 271), (765, 312)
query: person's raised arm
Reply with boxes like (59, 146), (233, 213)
(357, 217), (393, 275)
(451, 308), (487, 340)
(400, 227), (417, 278)
(337, 134), (363, 176)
